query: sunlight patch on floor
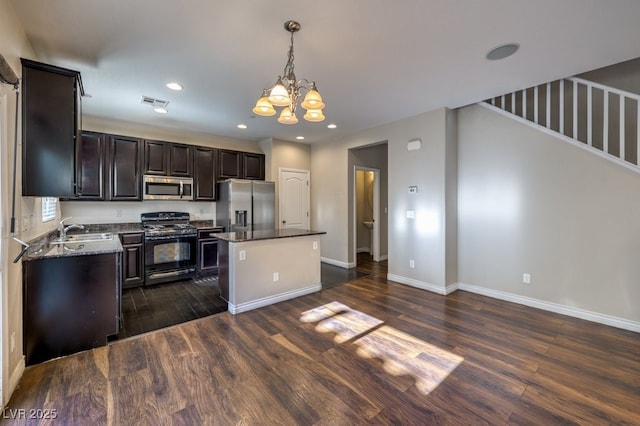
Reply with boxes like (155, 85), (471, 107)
(300, 301), (463, 395)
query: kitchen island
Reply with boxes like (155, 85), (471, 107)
(217, 229), (326, 314)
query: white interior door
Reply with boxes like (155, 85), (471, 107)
(279, 168), (310, 229)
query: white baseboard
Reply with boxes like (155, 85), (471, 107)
(377, 254), (388, 261)
(321, 257), (356, 269)
(228, 284), (322, 314)
(457, 282), (640, 333)
(387, 274), (457, 295)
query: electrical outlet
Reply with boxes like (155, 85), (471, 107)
(409, 259), (415, 268)
(115, 209), (123, 218)
(239, 250), (246, 260)
(406, 210), (415, 219)
(522, 273), (531, 284)
(312, 241), (318, 250)
(273, 272), (279, 282)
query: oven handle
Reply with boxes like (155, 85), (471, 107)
(179, 181), (184, 199)
(148, 268), (195, 280)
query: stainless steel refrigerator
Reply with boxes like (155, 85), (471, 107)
(216, 179), (276, 232)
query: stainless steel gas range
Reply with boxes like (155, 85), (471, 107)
(141, 212), (197, 285)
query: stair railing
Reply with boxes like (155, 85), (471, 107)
(485, 77), (640, 171)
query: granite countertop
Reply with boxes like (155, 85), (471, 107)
(190, 220), (224, 229)
(23, 220), (227, 261)
(22, 223), (143, 261)
(24, 232), (123, 261)
(216, 228), (326, 242)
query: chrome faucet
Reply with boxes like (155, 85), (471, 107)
(58, 217), (85, 239)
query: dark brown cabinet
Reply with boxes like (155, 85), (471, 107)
(143, 140), (167, 175)
(217, 149), (265, 180)
(23, 252), (120, 366)
(197, 227), (223, 276)
(169, 144), (192, 176)
(144, 140), (192, 177)
(243, 152), (266, 180)
(194, 147), (217, 200)
(21, 59), (83, 196)
(74, 131), (106, 200)
(108, 135), (142, 200)
(120, 232), (145, 288)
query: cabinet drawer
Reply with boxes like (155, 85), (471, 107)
(120, 232), (144, 245)
(198, 228), (223, 239)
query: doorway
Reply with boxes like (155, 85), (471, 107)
(353, 166), (380, 262)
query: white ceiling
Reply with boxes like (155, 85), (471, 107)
(8, 0), (640, 144)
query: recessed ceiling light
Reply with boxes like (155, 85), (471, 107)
(166, 82), (183, 91)
(486, 43), (520, 61)
(327, 123), (337, 129)
(154, 107), (168, 114)
(237, 124), (247, 129)
(296, 136), (304, 140)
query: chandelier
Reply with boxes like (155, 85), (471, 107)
(252, 20), (325, 124)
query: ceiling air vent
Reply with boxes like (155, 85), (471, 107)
(140, 96), (169, 113)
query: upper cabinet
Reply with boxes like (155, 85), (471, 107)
(143, 140), (192, 177)
(108, 135), (143, 201)
(21, 59), (83, 197)
(217, 149), (265, 181)
(75, 131), (106, 200)
(194, 147), (217, 201)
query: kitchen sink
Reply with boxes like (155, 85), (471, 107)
(50, 232), (114, 244)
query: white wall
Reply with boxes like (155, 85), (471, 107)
(312, 108), (456, 292)
(458, 103), (640, 325)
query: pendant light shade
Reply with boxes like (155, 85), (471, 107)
(301, 85), (325, 110)
(277, 106), (298, 124)
(303, 108), (325, 122)
(253, 20), (326, 124)
(253, 90), (277, 116)
(267, 79), (291, 107)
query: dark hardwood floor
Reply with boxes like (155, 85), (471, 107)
(6, 254), (640, 424)
(113, 256), (375, 341)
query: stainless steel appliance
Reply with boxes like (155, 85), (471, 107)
(216, 179), (276, 232)
(143, 175), (194, 201)
(141, 212), (197, 285)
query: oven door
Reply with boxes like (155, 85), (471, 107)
(145, 234), (197, 284)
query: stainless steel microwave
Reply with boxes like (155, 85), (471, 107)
(143, 175), (194, 201)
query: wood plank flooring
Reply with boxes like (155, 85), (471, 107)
(6, 254), (640, 424)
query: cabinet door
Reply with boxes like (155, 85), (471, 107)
(120, 233), (144, 287)
(169, 144), (193, 177)
(75, 131), (106, 200)
(144, 140), (168, 175)
(109, 136), (142, 200)
(21, 60), (80, 197)
(217, 149), (242, 179)
(243, 152), (266, 180)
(194, 147), (216, 200)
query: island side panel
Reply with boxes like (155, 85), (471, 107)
(227, 235), (321, 313)
(218, 238), (230, 301)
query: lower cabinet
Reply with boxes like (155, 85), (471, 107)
(23, 253), (121, 366)
(197, 227), (223, 276)
(120, 232), (145, 288)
